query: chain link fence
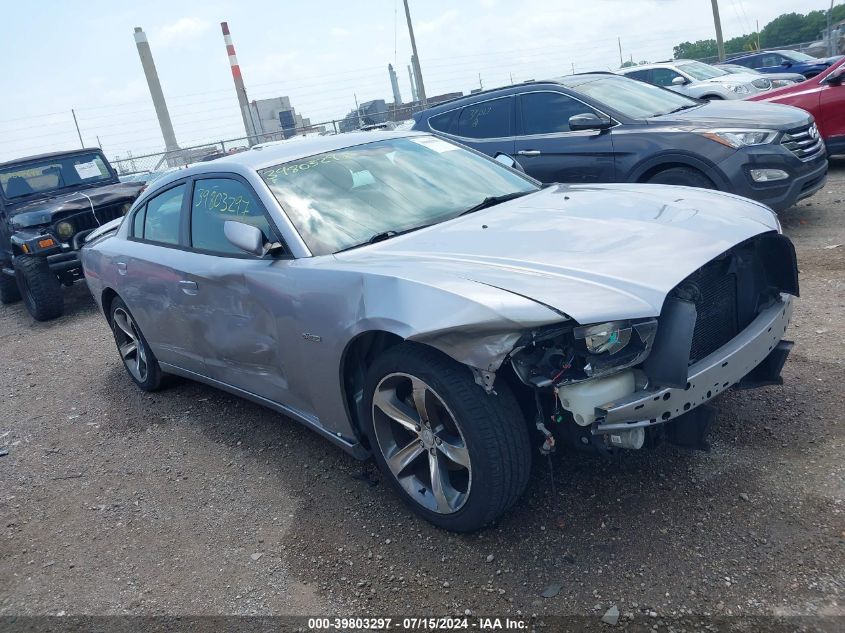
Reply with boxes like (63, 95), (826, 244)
(111, 103), (424, 176)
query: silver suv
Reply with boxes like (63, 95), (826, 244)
(618, 60), (771, 99)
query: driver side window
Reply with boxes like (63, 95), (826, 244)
(652, 68), (683, 87)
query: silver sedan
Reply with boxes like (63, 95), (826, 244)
(82, 132), (797, 531)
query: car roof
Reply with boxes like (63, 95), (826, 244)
(0, 147), (105, 170)
(415, 73), (615, 113)
(618, 60), (698, 72)
(147, 131), (428, 188)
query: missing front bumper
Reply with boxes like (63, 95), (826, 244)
(591, 295), (793, 437)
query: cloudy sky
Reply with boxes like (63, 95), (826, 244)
(0, 0), (829, 162)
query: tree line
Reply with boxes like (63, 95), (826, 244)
(673, 5), (845, 60)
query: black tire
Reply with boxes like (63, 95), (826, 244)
(362, 342), (531, 532)
(109, 297), (165, 391)
(646, 166), (715, 189)
(14, 255), (63, 321)
(0, 272), (21, 304)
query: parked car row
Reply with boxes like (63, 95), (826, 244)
(411, 70), (828, 210)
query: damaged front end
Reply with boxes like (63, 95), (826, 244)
(505, 232), (798, 455)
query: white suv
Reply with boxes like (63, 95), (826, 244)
(617, 60), (771, 100)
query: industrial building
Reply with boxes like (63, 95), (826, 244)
(249, 97), (319, 140)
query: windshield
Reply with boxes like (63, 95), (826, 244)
(259, 136), (538, 255)
(784, 50), (815, 62)
(677, 61), (728, 80)
(0, 152), (113, 200)
(720, 64), (760, 75)
(570, 75), (700, 119)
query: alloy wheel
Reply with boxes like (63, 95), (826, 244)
(112, 307), (148, 383)
(372, 373), (471, 514)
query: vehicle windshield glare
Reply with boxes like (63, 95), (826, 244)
(785, 50), (814, 62)
(259, 136), (538, 255)
(677, 61), (728, 80)
(0, 152), (113, 200)
(570, 75), (700, 119)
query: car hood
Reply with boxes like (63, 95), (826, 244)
(648, 99), (811, 129)
(334, 184), (779, 324)
(8, 181), (143, 229)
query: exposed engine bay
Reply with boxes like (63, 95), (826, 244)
(507, 232), (799, 456)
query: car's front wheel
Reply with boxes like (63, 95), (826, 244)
(363, 343), (531, 532)
(109, 297), (165, 391)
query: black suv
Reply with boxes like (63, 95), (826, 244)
(0, 149), (143, 320)
(411, 73), (827, 211)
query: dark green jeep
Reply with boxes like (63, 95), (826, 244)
(0, 149), (143, 321)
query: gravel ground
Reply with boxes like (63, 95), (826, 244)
(1, 161), (843, 625)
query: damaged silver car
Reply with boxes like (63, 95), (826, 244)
(81, 132), (798, 532)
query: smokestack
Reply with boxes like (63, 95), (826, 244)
(407, 64), (419, 102)
(221, 21), (257, 145)
(388, 64), (403, 106)
(133, 27), (179, 154)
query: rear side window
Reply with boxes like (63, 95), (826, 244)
(428, 110), (458, 134)
(131, 205), (146, 238)
(143, 184), (185, 245)
(190, 178), (273, 255)
(457, 97), (512, 139)
(520, 92), (598, 135)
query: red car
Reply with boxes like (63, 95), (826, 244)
(748, 58), (845, 156)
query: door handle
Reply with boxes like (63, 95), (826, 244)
(517, 150), (541, 156)
(116, 262), (127, 275)
(178, 280), (199, 295)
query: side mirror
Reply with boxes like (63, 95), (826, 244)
(671, 76), (688, 86)
(569, 112), (613, 131)
(224, 220), (267, 256)
(780, 60), (792, 67)
(823, 67), (845, 85)
(494, 153), (525, 172)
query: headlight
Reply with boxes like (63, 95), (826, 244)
(772, 79), (795, 88)
(697, 129), (779, 149)
(56, 221), (75, 240)
(574, 321), (632, 355)
(574, 319), (658, 378)
(751, 78), (772, 90)
(724, 84), (750, 94)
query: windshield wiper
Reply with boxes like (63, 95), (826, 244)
(336, 223), (433, 253)
(458, 191), (532, 217)
(655, 103), (702, 117)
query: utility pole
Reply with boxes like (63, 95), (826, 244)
(354, 93), (363, 128)
(478, 73), (483, 91)
(71, 109), (84, 148)
(407, 64), (419, 102)
(756, 20), (760, 51)
(828, 0), (835, 56)
(617, 37), (623, 67)
(710, 0), (726, 62)
(571, 62), (576, 74)
(403, 0), (427, 106)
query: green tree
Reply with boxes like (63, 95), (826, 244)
(673, 39), (718, 59)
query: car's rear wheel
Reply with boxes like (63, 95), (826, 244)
(0, 272), (21, 304)
(363, 343), (531, 532)
(14, 255), (63, 321)
(647, 166), (715, 189)
(109, 297), (164, 391)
